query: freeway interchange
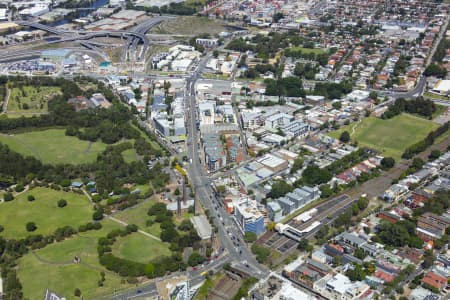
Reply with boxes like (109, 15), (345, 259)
(5, 17), (170, 63)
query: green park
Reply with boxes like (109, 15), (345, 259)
(0, 129), (110, 165)
(0, 187), (92, 239)
(7, 85), (61, 115)
(329, 114), (439, 160)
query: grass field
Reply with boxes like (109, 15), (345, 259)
(423, 91), (450, 101)
(329, 114), (439, 160)
(150, 16), (227, 35)
(0, 129), (109, 164)
(0, 187), (92, 239)
(112, 233), (171, 264)
(122, 148), (138, 163)
(7, 86), (60, 114)
(289, 47), (326, 55)
(113, 199), (161, 237)
(17, 220), (134, 300)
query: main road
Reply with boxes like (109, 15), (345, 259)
(184, 54), (269, 277)
(106, 54), (268, 300)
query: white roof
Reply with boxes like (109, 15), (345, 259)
(0, 8), (7, 19)
(190, 215), (212, 239)
(276, 282), (315, 300)
(433, 80), (450, 92)
(326, 273), (352, 295)
(257, 154), (286, 169)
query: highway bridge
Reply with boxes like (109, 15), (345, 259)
(15, 18), (170, 62)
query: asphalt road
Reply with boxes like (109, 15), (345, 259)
(184, 54), (269, 278)
(108, 255), (231, 300)
(107, 54), (269, 300)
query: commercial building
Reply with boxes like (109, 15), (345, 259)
(267, 201), (283, 222)
(0, 9), (7, 21)
(234, 199), (265, 235)
(154, 115), (171, 137)
(337, 232), (379, 257)
(431, 80), (450, 96)
(196, 38), (219, 48)
(323, 273), (371, 300)
(264, 112), (294, 129)
(281, 120), (311, 138)
(19, 4), (49, 17)
(203, 133), (227, 171)
(256, 154), (289, 173)
(277, 197), (296, 215)
(198, 101), (216, 126)
(41, 49), (71, 62)
(285, 186), (320, 210)
(190, 215), (212, 240)
(416, 212), (450, 241)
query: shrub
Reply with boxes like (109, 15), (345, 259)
(26, 222), (37, 232)
(3, 192), (14, 202)
(57, 199), (67, 208)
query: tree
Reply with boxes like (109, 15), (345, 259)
(429, 149), (442, 161)
(319, 184), (333, 198)
(74, 288), (81, 297)
(380, 157), (395, 170)
(346, 264), (366, 281)
(14, 184), (24, 192)
(270, 181), (293, 199)
(332, 101), (342, 110)
(302, 164), (332, 185)
(160, 226), (179, 243)
(27, 195), (35, 202)
(145, 263), (155, 278)
(357, 197), (369, 211)
(297, 239), (311, 251)
(422, 250), (435, 268)
(3, 192), (14, 202)
(332, 255), (341, 266)
(272, 12), (284, 23)
(339, 131), (350, 143)
(213, 50), (219, 58)
(188, 252), (206, 267)
(26, 222), (37, 232)
(424, 63), (447, 78)
(216, 185), (226, 195)
(93, 209), (104, 221)
(57, 199), (67, 208)
(148, 202), (167, 216)
(178, 219), (193, 231)
(251, 244), (271, 263)
(290, 158), (304, 174)
(244, 232), (257, 243)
